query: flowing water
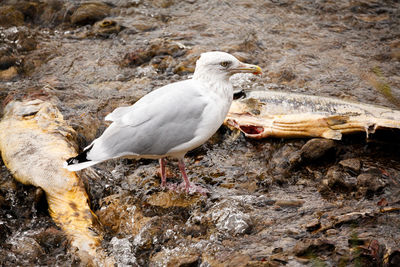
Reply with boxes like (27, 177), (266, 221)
(1, 0), (400, 266)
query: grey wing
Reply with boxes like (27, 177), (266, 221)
(87, 83), (207, 161)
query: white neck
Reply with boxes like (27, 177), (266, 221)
(193, 72), (233, 103)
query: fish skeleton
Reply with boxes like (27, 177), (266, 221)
(0, 99), (108, 263)
(225, 90), (400, 140)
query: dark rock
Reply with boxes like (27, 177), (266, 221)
(357, 172), (386, 196)
(389, 250), (400, 267)
(305, 219), (321, 232)
(70, 3), (111, 25)
(35, 0), (70, 27)
(11, 236), (44, 258)
(0, 222), (11, 243)
(0, 67), (18, 81)
(326, 165), (357, 192)
(183, 224), (207, 238)
(150, 247), (201, 267)
(121, 39), (186, 69)
(300, 138), (336, 161)
(278, 69), (296, 83)
(294, 239), (335, 257)
(339, 158), (361, 173)
(0, 56), (18, 70)
(0, 6), (24, 27)
(92, 19), (122, 37)
(34, 227), (67, 253)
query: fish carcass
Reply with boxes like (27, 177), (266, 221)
(225, 90), (400, 140)
(0, 99), (108, 263)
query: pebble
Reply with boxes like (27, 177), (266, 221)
(70, 2), (111, 25)
(275, 199), (305, 207)
(0, 66), (18, 81)
(339, 158), (361, 173)
(300, 138), (336, 161)
(0, 6), (24, 27)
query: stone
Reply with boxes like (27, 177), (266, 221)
(70, 3), (111, 25)
(10, 236), (44, 259)
(294, 239), (335, 257)
(92, 19), (122, 37)
(300, 138), (336, 161)
(357, 173), (386, 196)
(339, 158), (361, 173)
(389, 250), (400, 267)
(275, 199), (305, 208)
(0, 55), (17, 70)
(305, 219), (321, 232)
(146, 191), (200, 208)
(0, 6), (24, 27)
(34, 227), (67, 251)
(0, 66), (18, 81)
(326, 165), (357, 192)
(150, 246), (200, 267)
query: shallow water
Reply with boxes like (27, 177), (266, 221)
(1, 0), (400, 266)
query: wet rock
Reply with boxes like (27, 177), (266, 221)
(0, 67), (18, 81)
(339, 158), (361, 173)
(133, 216), (167, 250)
(151, 55), (177, 74)
(389, 250), (400, 267)
(34, 0), (71, 27)
(208, 201), (252, 236)
(122, 49), (155, 67)
(152, 0), (175, 8)
(97, 195), (139, 234)
(203, 252), (252, 267)
(268, 144), (302, 184)
(146, 191), (200, 208)
(305, 219), (321, 232)
(354, 239), (386, 266)
(70, 3), (111, 25)
(0, 194), (6, 208)
(182, 224), (207, 238)
(334, 210), (373, 227)
(357, 172), (386, 197)
(326, 165), (357, 193)
(34, 227), (67, 252)
(275, 199), (304, 208)
(278, 69), (297, 83)
(0, 55), (18, 70)
(110, 236), (137, 266)
(121, 39), (186, 69)
(0, 6), (24, 27)
(10, 236), (44, 259)
(300, 138), (336, 161)
(294, 239), (335, 258)
(92, 19), (122, 37)
(0, 222), (11, 243)
(150, 246), (200, 267)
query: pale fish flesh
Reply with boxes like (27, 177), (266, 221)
(0, 99), (108, 263)
(225, 90), (400, 140)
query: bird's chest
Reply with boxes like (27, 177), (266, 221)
(202, 91), (232, 127)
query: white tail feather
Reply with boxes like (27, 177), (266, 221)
(63, 160), (101, 172)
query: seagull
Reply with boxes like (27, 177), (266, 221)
(64, 51), (262, 193)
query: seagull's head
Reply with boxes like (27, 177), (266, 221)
(193, 51), (262, 81)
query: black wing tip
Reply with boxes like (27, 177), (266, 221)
(66, 157), (77, 165)
(66, 145), (93, 165)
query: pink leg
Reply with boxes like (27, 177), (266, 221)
(178, 159), (191, 193)
(159, 158), (166, 187)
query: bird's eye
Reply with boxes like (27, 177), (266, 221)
(220, 61), (231, 68)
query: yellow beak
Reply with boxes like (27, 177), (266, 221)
(232, 63), (262, 75)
